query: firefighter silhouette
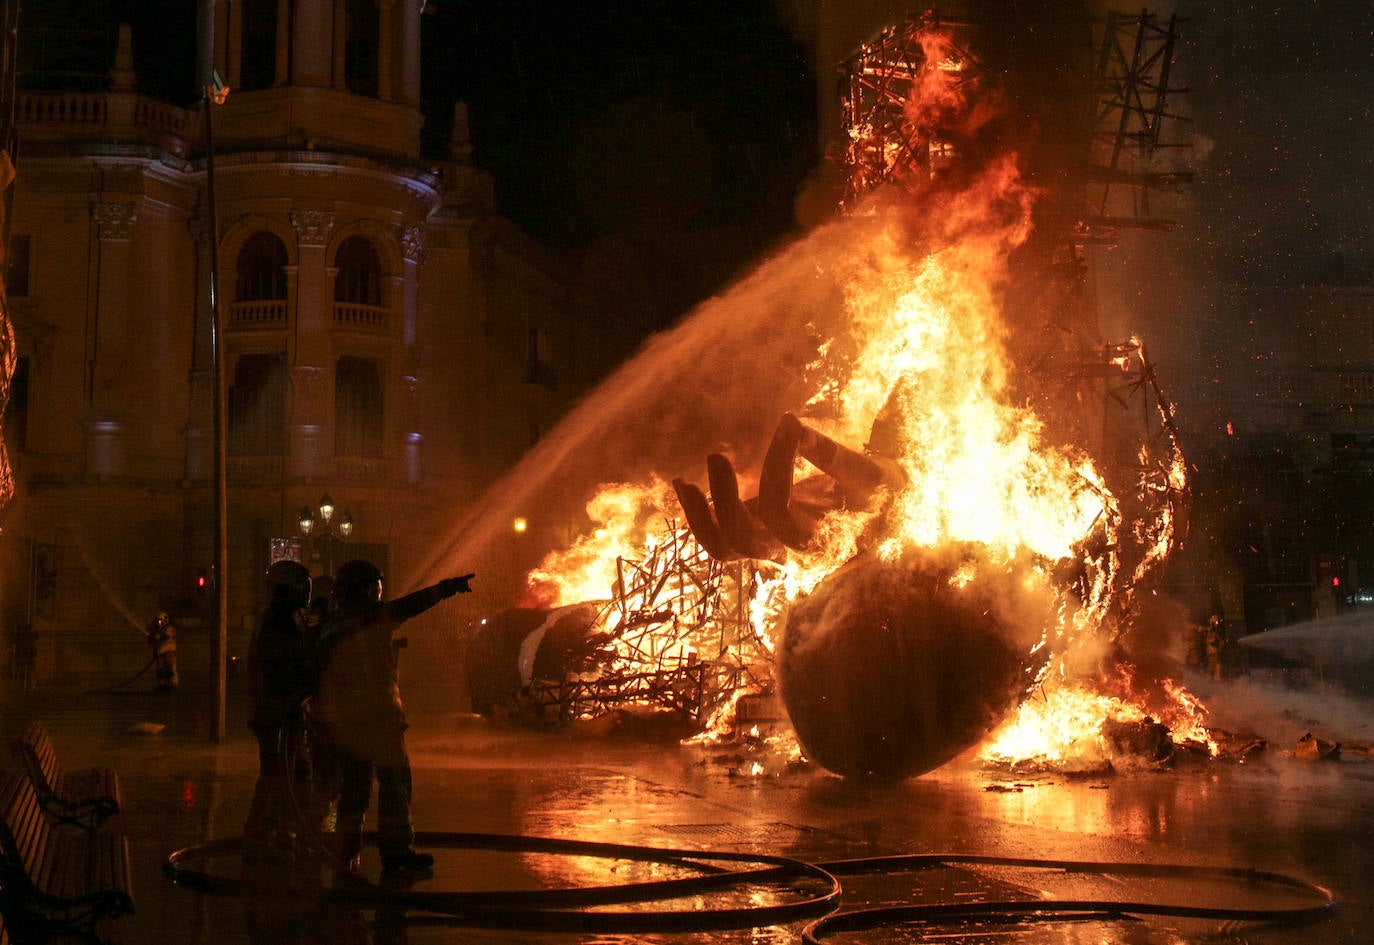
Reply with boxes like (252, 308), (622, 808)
(145, 612), (179, 691)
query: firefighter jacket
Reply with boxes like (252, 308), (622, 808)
(313, 583), (456, 732)
(247, 599), (316, 729)
(146, 621), (176, 656)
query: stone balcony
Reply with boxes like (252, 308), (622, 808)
(15, 90), (192, 157)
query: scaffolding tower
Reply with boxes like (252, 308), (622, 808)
(838, 8), (1192, 624)
(1084, 9), (1191, 231)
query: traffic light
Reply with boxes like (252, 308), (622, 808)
(195, 567), (211, 596)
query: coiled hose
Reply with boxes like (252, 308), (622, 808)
(167, 724), (1335, 937)
(165, 832), (1336, 937)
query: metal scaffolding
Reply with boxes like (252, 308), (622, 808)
(524, 526), (777, 725)
(1086, 10), (1191, 228)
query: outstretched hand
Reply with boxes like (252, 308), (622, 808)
(440, 573), (476, 596)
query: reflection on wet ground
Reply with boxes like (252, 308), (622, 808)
(2, 677), (1371, 944)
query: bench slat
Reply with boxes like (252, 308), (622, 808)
(0, 766), (134, 938)
(11, 721), (121, 830)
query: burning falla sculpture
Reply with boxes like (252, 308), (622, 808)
(466, 14), (1191, 779)
(673, 412), (1064, 781)
(671, 412), (905, 563)
(778, 549), (1050, 781)
(656, 12), (1194, 779)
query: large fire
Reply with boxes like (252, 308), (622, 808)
(466, 17), (1205, 778)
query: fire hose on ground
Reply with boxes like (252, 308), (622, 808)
(164, 833), (1337, 938)
(162, 722), (1336, 937)
(85, 654), (157, 694)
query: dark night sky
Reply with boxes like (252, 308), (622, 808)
(15, 1), (813, 244)
(18, 0), (816, 257)
(1179, 0), (1374, 287)
(419, 2), (817, 252)
(16, 2), (1372, 281)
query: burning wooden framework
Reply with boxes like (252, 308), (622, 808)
(840, 9), (1189, 228)
(839, 11), (980, 206)
(523, 527), (777, 725)
(839, 6), (1191, 567)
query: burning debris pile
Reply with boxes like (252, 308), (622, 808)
(460, 10), (1207, 779)
(467, 499), (776, 733)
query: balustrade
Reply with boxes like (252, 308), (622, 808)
(333, 302), (389, 332)
(227, 299), (288, 329)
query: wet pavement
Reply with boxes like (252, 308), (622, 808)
(2, 666), (1372, 945)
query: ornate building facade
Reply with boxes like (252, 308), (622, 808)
(0, 1), (573, 678)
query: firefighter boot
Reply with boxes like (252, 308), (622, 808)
(333, 829), (363, 874)
(380, 849), (434, 875)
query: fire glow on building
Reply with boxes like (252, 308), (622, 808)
(465, 9), (1208, 780)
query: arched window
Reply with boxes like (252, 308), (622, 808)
(335, 356), (384, 458)
(333, 236), (382, 306)
(235, 231), (288, 301)
(229, 353), (288, 456)
(344, 0), (379, 97)
(239, 0), (280, 91)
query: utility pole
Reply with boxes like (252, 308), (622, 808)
(203, 73), (229, 743)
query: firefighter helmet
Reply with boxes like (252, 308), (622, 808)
(265, 560), (312, 607)
(332, 559), (384, 605)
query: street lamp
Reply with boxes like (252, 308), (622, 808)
(204, 67), (230, 744)
(298, 495), (353, 573)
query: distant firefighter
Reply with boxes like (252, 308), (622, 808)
(1204, 615), (1225, 681)
(145, 612), (178, 691)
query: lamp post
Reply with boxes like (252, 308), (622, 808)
(298, 493), (354, 575)
(203, 69), (229, 744)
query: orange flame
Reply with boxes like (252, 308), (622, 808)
(523, 477), (678, 608)
(980, 677), (1216, 769)
(514, 20), (1203, 765)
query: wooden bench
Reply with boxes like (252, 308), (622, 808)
(11, 721), (120, 831)
(0, 768), (133, 943)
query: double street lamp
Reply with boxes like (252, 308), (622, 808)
(298, 493), (353, 574)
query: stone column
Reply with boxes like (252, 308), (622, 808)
(273, 0), (290, 86)
(83, 417), (128, 479)
(400, 225), (424, 348)
(375, 0), (395, 101)
(399, 0), (421, 108)
(86, 200), (138, 479)
(184, 369), (213, 481)
(289, 209), (336, 477)
(332, 0), (347, 90)
(396, 229), (424, 485)
(283, 263), (299, 336)
(288, 367), (326, 478)
(383, 273), (404, 340)
(401, 376), (421, 485)
(293, 0), (333, 87)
